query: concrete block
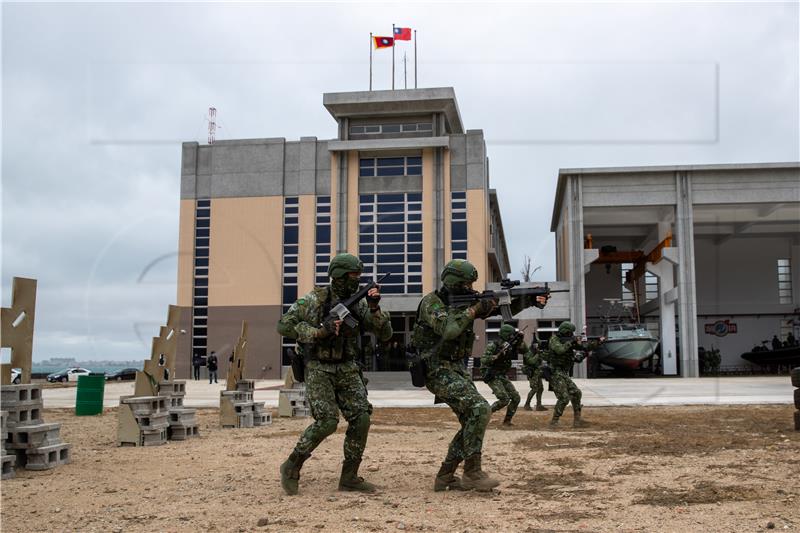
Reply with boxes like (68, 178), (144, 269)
(1, 453), (15, 480)
(278, 389), (310, 417)
(238, 412), (254, 428)
(22, 443), (71, 471)
(221, 390), (253, 402)
(236, 380), (255, 392)
(168, 425), (199, 441)
(1, 410), (7, 430)
(140, 428), (168, 447)
(168, 409), (197, 426)
(134, 412), (170, 431)
(159, 381), (186, 395)
(3, 406), (43, 428)
(0, 383), (42, 404)
(120, 396), (167, 415)
(167, 396), (184, 408)
(253, 412), (272, 426)
(5, 423), (62, 450)
(292, 407), (311, 418)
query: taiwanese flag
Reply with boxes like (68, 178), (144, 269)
(373, 36), (394, 49)
(393, 27), (412, 40)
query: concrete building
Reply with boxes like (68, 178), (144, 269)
(175, 88), (511, 379)
(551, 162), (800, 377)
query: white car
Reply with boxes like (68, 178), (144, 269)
(46, 367), (92, 383)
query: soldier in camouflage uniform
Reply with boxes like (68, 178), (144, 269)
(277, 254), (392, 495)
(480, 324), (525, 426)
(412, 259), (501, 492)
(545, 321), (596, 428)
(522, 339), (548, 411)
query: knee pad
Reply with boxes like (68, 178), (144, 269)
(350, 412), (370, 434)
(317, 417), (339, 437)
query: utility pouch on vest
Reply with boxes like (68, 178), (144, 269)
(291, 348), (306, 383)
(408, 356), (427, 388)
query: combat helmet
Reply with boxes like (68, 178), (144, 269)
(557, 321), (576, 336)
(499, 324), (517, 341)
(440, 259), (478, 290)
(327, 253), (363, 279)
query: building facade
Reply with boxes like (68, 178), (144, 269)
(175, 88), (511, 379)
(551, 162), (800, 377)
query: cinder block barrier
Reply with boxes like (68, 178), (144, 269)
(120, 396), (167, 415)
(0, 384), (43, 406)
(21, 443), (71, 470)
(6, 423), (62, 450)
(1, 453), (15, 480)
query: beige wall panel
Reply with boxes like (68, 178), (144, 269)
(347, 151), (360, 254)
(422, 148), (436, 293)
(177, 199), (196, 307)
(443, 149), (452, 261)
(330, 153), (339, 252)
(298, 195), (316, 294)
(208, 197), (283, 306)
(466, 189), (489, 291)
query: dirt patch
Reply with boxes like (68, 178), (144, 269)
(635, 481), (763, 506)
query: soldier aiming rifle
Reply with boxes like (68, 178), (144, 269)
(481, 324), (528, 426)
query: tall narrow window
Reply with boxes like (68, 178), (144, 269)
(778, 258), (792, 304)
(315, 196), (332, 285)
(192, 199), (211, 363)
(281, 197), (300, 365)
(450, 191), (467, 260)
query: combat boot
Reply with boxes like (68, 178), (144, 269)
(548, 416), (560, 428)
(573, 408), (590, 428)
(280, 451), (310, 496)
(338, 459), (377, 493)
(461, 453), (500, 492)
(502, 414), (514, 426)
(535, 404), (548, 411)
(523, 404), (533, 411)
(433, 460), (464, 492)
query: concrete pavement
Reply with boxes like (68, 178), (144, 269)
(40, 374), (795, 409)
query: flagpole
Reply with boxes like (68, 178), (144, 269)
(392, 24), (396, 90)
(404, 52), (407, 89)
(414, 30), (418, 89)
(369, 32), (373, 91)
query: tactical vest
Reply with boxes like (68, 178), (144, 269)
(302, 287), (359, 363)
(412, 291), (474, 362)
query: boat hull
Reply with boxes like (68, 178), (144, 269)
(594, 339), (660, 369)
(740, 346), (800, 367)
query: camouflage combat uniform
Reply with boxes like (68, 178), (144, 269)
(412, 259), (500, 492)
(480, 329), (526, 424)
(278, 254), (392, 495)
(546, 322), (594, 427)
(522, 344), (547, 411)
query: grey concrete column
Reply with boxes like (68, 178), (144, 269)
(567, 175), (588, 378)
(675, 171), (699, 377)
(336, 153), (349, 254)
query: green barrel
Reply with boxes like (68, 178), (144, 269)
(75, 373), (105, 416)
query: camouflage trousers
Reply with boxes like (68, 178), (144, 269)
(550, 370), (582, 418)
(524, 370), (544, 406)
(293, 360), (372, 461)
(425, 359), (491, 462)
(486, 375), (520, 418)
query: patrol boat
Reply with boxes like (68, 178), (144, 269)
(592, 323), (660, 370)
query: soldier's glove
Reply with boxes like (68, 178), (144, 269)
(366, 292), (381, 310)
(320, 317), (339, 337)
(470, 298), (498, 319)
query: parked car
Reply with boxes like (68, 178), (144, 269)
(46, 367), (91, 383)
(10, 368), (21, 384)
(105, 368), (139, 381)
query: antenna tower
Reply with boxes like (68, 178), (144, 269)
(208, 106), (217, 144)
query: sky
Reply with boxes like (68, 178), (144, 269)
(1, 1), (798, 362)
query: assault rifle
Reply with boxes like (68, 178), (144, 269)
(483, 326), (527, 382)
(325, 273), (391, 331)
(448, 280), (569, 321)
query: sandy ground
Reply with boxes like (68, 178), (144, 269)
(1, 405), (799, 533)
